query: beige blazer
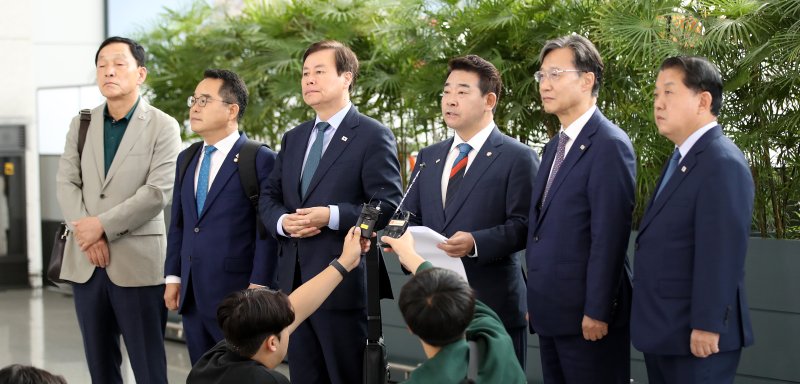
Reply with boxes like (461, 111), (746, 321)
(56, 99), (181, 287)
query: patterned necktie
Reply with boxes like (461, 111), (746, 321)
(655, 149), (681, 199)
(542, 132), (569, 204)
(196, 145), (217, 215)
(301, 122), (331, 197)
(445, 143), (473, 206)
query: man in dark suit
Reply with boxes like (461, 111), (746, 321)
(403, 54), (539, 369)
(260, 40), (403, 384)
(632, 56), (755, 384)
(525, 35), (636, 383)
(164, 69), (278, 364)
(56, 36), (181, 384)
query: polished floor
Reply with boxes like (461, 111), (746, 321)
(0, 286), (289, 383)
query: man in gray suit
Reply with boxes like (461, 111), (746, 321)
(56, 36), (181, 384)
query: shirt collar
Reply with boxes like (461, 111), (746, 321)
(677, 120), (718, 159)
(103, 97), (141, 123)
(560, 105), (596, 141)
(205, 130), (240, 157)
(314, 101), (352, 129)
(451, 121), (495, 152)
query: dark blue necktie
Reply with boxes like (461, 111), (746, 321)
(445, 143), (472, 206)
(542, 132), (568, 204)
(196, 145), (217, 215)
(656, 149), (681, 199)
(301, 122), (331, 197)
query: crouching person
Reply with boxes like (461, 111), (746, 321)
(187, 227), (367, 383)
(381, 232), (526, 383)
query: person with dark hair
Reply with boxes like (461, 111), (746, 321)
(186, 227), (368, 384)
(260, 40), (402, 383)
(525, 34), (636, 383)
(381, 231), (525, 383)
(401, 54), (539, 369)
(56, 36), (181, 384)
(164, 69), (278, 363)
(0, 364), (67, 384)
(631, 56), (754, 384)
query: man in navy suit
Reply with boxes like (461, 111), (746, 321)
(525, 35), (636, 383)
(403, 54), (539, 369)
(164, 69), (278, 364)
(260, 40), (403, 384)
(632, 56), (755, 384)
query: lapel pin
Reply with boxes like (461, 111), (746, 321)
(486, 151), (492, 157)
(138, 114), (145, 120)
(341, 136), (348, 142)
(580, 144), (586, 151)
(681, 166), (687, 172)
(233, 153), (239, 163)
(435, 159), (441, 164)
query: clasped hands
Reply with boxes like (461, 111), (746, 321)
(71, 216), (109, 268)
(283, 207), (330, 238)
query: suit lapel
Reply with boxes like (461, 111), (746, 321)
(103, 101), (148, 188)
(538, 111), (599, 217)
(531, 138), (556, 228)
(424, 140), (452, 228)
(89, 107), (107, 185)
(444, 128), (503, 227)
(198, 133), (248, 221)
(301, 106), (359, 203)
(183, 148), (201, 223)
(638, 126), (722, 235)
(287, 121), (315, 202)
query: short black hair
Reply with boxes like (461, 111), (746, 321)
(398, 268), (475, 347)
(302, 40), (359, 92)
(95, 36), (146, 67)
(539, 34), (604, 97)
(0, 364), (67, 384)
(203, 69), (249, 122)
(447, 55), (503, 113)
(217, 288), (295, 358)
(659, 56), (724, 116)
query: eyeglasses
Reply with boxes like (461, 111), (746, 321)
(534, 68), (585, 83)
(187, 95), (233, 108)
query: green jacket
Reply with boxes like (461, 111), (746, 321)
(404, 262), (526, 383)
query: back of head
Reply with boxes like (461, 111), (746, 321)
(302, 40), (360, 92)
(95, 36), (146, 67)
(539, 34), (604, 97)
(203, 68), (249, 122)
(399, 268), (476, 347)
(659, 56), (723, 116)
(216, 288), (295, 358)
(0, 364), (67, 384)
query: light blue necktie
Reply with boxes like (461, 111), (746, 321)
(656, 149), (681, 199)
(301, 122), (331, 197)
(196, 145), (217, 215)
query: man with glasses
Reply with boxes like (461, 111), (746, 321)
(56, 36), (181, 384)
(525, 34), (636, 383)
(165, 69), (278, 364)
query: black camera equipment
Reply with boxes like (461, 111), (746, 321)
(380, 163), (425, 247)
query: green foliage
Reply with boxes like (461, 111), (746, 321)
(137, 0), (800, 238)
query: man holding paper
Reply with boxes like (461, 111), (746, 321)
(403, 54), (539, 369)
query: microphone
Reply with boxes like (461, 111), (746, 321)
(382, 162), (426, 242)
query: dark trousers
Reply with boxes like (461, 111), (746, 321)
(644, 349), (741, 384)
(72, 268), (168, 384)
(507, 325), (528, 371)
(181, 283), (224, 365)
(538, 325), (630, 384)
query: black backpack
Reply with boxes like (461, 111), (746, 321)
(177, 138), (270, 239)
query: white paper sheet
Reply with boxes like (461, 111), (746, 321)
(407, 226), (469, 282)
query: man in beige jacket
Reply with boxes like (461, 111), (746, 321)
(56, 36), (181, 384)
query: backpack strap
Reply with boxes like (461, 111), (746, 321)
(78, 109), (91, 159)
(237, 138), (270, 239)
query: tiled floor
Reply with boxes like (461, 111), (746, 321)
(0, 286), (289, 383)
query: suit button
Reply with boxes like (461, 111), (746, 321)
(100, 193), (105, 199)
(533, 236), (539, 242)
(194, 227), (200, 233)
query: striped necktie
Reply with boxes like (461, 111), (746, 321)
(445, 143), (472, 206)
